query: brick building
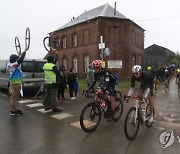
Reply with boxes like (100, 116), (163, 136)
(49, 3), (144, 79)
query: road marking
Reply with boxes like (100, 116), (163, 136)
(70, 120), (96, 129)
(37, 108), (52, 113)
(0, 93), (8, 97)
(18, 100), (34, 103)
(26, 103), (44, 107)
(70, 121), (81, 128)
(51, 113), (74, 120)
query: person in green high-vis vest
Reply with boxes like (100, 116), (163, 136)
(43, 55), (62, 112)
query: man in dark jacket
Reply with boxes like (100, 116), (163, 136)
(57, 65), (67, 100)
(67, 68), (77, 99)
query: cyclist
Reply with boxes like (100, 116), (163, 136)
(147, 66), (157, 94)
(163, 69), (170, 84)
(89, 60), (117, 121)
(126, 65), (154, 122)
(175, 69), (180, 84)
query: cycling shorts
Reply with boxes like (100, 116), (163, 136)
(105, 83), (116, 97)
(138, 83), (154, 96)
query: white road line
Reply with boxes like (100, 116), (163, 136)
(51, 113), (74, 120)
(70, 120), (96, 129)
(26, 103), (44, 108)
(70, 121), (81, 129)
(37, 108), (52, 113)
(0, 93), (8, 97)
(18, 100), (34, 103)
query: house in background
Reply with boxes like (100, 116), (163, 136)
(49, 3), (144, 79)
(144, 44), (175, 68)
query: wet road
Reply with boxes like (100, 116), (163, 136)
(0, 77), (179, 154)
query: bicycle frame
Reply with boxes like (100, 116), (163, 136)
(131, 96), (149, 122)
(94, 91), (111, 113)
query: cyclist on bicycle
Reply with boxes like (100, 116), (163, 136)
(126, 65), (154, 122)
(147, 66), (157, 94)
(163, 69), (170, 83)
(89, 60), (117, 121)
(175, 69), (180, 84)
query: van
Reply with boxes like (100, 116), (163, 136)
(0, 59), (46, 91)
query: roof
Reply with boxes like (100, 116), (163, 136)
(144, 44), (175, 55)
(54, 3), (128, 32)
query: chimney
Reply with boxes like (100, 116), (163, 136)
(114, 1), (116, 16)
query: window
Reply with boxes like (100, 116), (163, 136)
(73, 57), (78, 73)
(62, 36), (67, 49)
(21, 61), (46, 73)
(35, 61), (46, 72)
(131, 31), (136, 45)
(139, 55), (142, 65)
(84, 55), (89, 72)
(110, 27), (120, 43)
(0, 61), (7, 71)
(72, 33), (77, 47)
(132, 54), (136, 67)
(83, 30), (89, 45)
(21, 61), (34, 72)
(62, 58), (67, 71)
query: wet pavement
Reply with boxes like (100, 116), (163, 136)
(0, 77), (179, 154)
(154, 77), (180, 132)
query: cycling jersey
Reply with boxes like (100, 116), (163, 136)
(91, 68), (117, 96)
(176, 73), (180, 82)
(130, 71), (154, 95)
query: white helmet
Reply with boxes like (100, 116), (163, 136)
(132, 65), (142, 73)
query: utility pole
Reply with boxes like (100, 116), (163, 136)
(99, 36), (105, 67)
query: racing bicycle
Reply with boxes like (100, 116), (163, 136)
(164, 79), (170, 93)
(80, 89), (123, 133)
(124, 95), (154, 140)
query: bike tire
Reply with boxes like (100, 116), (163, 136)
(124, 107), (140, 140)
(116, 91), (122, 100)
(113, 97), (123, 121)
(178, 84), (180, 98)
(145, 104), (155, 128)
(80, 102), (101, 133)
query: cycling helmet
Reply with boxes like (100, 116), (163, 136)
(177, 69), (180, 73)
(147, 66), (152, 71)
(132, 65), (142, 73)
(164, 69), (168, 73)
(91, 60), (102, 68)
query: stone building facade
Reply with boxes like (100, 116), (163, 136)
(49, 4), (144, 79)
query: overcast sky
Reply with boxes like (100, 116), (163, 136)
(1, 0), (180, 59)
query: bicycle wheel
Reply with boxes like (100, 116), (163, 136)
(124, 107), (140, 140)
(145, 103), (155, 128)
(178, 84), (180, 98)
(80, 102), (101, 133)
(113, 97), (123, 121)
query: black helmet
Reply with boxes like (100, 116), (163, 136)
(10, 54), (18, 63)
(47, 55), (54, 63)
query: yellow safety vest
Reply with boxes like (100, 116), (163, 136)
(43, 63), (56, 84)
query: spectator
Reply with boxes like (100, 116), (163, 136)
(67, 68), (77, 99)
(86, 64), (94, 91)
(8, 47), (28, 116)
(43, 55), (62, 112)
(57, 65), (67, 100)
